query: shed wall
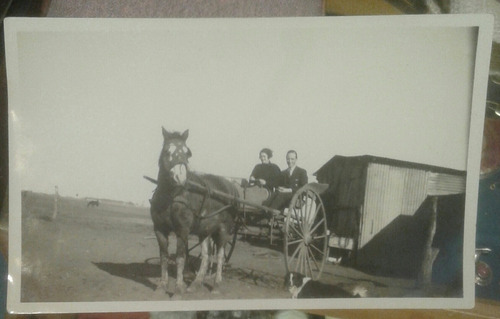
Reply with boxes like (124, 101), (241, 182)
(359, 163), (428, 248)
(358, 163), (466, 249)
(427, 172), (466, 195)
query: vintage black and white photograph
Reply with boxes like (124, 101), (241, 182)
(5, 16), (492, 312)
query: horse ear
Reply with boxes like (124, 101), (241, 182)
(181, 129), (189, 141)
(162, 127), (170, 139)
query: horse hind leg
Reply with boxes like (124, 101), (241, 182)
(187, 237), (210, 292)
(212, 243), (225, 294)
(174, 255), (188, 295)
(211, 217), (235, 294)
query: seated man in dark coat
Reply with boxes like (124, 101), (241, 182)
(264, 150), (308, 212)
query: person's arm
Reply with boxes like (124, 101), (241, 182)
(266, 164), (282, 190)
(249, 165), (259, 183)
(277, 170), (293, 193)
(250, 165), (268, 186)
(299, 168), (308, 188)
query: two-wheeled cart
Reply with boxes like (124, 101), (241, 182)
(183, 179), (330, 281)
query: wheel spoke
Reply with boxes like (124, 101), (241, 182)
(309, 216), (325, 235)
(307, 245), (320, 271)
(314, 200), (322, 215)
(308, 200), (322, 228)
(287, 238), (304, 246)
(294, 245), (304, 273)
(296, 247), (302, 273)
(310, 242), (325, 256)
(292, 207), (305, 234)
(293, 208), (304, 232)
(311, 192), (318, 219)
(306, 192), (316, 226)
(300, 246), (307, 274)
(288, 224), (305, 243)
(301, 208), (311, 233)
(299, 195), (306, 226)
(301, 195), (309, 228)
(301, 246), (308, 274)
(311, 234), (327, 241)
(289, 242), (301, 261)
(306, 248), (315, 276)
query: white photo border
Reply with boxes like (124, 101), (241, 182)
(5, 15), (493, 313)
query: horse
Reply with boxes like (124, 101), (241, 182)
(149, 128), (239, 296)
(87, 199), (99, 208)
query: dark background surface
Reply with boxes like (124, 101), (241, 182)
(1, 1), (500, 318)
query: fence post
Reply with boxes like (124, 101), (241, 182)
(417, 196), (439, 287)
(52, 186), (59, 220)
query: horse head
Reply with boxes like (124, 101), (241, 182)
(159, 127), (192, 186)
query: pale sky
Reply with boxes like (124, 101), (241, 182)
(7, 18), (479, 205)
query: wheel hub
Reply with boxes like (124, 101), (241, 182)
(304, 233), (312, 245)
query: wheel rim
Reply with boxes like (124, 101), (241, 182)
(284, 186), (328, 280)
(225, 215), (242, 263)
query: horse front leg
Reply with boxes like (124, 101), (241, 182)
(188, 237), (210, 292)
(154, 229), (169, 293)
(174, 232), (189, 295)
(212, 244), (225, 294)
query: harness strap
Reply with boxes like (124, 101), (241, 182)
(199, 204), (233, 219)
(196, 178), (212, 217)
(189, 178), (237, 219)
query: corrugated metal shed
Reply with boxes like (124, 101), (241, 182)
(315, 155), (466, 249)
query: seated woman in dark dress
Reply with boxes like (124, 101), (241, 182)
(249, 148), (282, 192)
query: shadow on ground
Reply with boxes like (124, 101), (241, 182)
(93, 255), (203, 287)
(92, 261), (161, 290)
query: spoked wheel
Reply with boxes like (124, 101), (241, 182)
(284, 184), (329, 280)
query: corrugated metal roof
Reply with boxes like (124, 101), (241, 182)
(315, 155), (466, 180)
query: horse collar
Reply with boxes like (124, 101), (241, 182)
(173, 193), (189, 206)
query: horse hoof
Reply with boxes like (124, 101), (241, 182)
(171, 293), (183, 301)
(211, 283), (221, 294)
(211, 288), (221, 295)
(156, 280), (169, 293)
(187, 280), (203, 293)
(175, 282), (187, 295)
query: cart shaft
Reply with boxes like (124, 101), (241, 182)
(186, 180), (281, 216)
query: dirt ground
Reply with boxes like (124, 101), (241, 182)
(19, 193), (432, 304)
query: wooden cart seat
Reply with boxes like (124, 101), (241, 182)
(226, 178), (271, 212)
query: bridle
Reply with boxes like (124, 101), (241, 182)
(160, 128), (191, 186)
(157, 128), (234, 219)
(161, 139), (191, 171)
